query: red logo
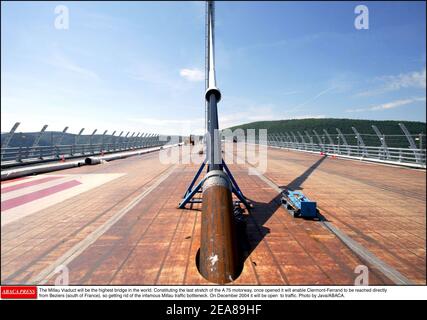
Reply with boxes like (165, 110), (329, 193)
(1, 286), (38, 299)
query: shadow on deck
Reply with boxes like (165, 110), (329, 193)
(238, 155), (328, 265)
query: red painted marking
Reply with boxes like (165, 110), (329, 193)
(0, 176), (30, 185)
(1, 180), (81, 212)
(1, 176), (63, 193)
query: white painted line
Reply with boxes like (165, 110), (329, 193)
(321, 221), (412, 285)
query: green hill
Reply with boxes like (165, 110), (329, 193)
(225, 118), (426, 148)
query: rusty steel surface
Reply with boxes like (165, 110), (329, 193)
(199, 170), (239, 284)
(1, 145), (425, 285)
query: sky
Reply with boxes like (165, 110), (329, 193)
(1, 1), (426, 135)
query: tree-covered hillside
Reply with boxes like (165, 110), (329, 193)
(225, 118), (426, 148)
(226, 118), (425, 135)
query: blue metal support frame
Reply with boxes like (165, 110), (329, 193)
(179, 158), (251, 209)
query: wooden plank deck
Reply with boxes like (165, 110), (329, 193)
(1, 145), (425, 285)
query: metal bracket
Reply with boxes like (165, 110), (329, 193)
(179, 158), (251, 210)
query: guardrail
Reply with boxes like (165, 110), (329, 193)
(267, 136), (426, 168)
(0, 139), (167, 167)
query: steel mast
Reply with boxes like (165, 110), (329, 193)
(179, 0), (249, 284)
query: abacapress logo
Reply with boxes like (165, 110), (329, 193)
(1, 286), (38, 299)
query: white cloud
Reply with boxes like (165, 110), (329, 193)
(356, 68), (426, 97)
(382, 68), (426, 90)
(282, 90), (301, 96)
(50, 51), (99, 80)
(179, 68), (204, 82)
(295, 87), (336, 109)
(346, 96), (426, 113)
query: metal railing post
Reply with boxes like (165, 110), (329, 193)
(372, 125), (389, 160)
(322, 129), (336, 153)
(30, 124), (48, 159)
(399, 123), (421, 164)
(352, 127), (368, 157)
(108, 130), (116, 152)
(101, 130), (108, 153)
(89, 129), (97, 154)
(74, 128), (85, 156)
(336, 128), (350, 155)
(1, 122), (20, 161)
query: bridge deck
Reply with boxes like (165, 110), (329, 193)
(1, 146), (425, 285)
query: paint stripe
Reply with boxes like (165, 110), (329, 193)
(321, 221), (412, 285)
(1, 177), (72, 202)
(1, 174), (124, 227)
(1, 180), (82, 212)
(30, 164), (177, 285)
(233, 149), (414, 285)
(1, 176), (63, 193)
(1, 176), (30, 185)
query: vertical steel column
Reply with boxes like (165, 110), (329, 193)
(204, 0), (209, 138)
(372, 125), (389, 159)
(312, 129), (324, 152)
(1, 122), (20, 161)
(152, 134), (158, 147)
(199, 0), (238, 285)
(122, 132), (130, 150)
(274, 133), (282, 147)
(127, 132), (135, 149)
(55, 126), (69, 157)
(30, 124), (48, 158)
(351, 127), (368, 157)
(297, 131), (306, 144)
(141, 133), (148, 147)
(323, 129), (336, 153)
(108, 131), (116, 152)
(304, 131), (313, 151)
(297, 131), (306, 150)
(89, 129), (97, 154)
(115, 131), (123, 150)
(336, 128), (350, 155)
(145, 133), (152, 147)
(278, 133), (286, 147)
(74, 128), (85, 155)
(56, 126), (69, 146)
(101, 130), (108, 152)
(139, 133), (146, 148)
(133, 132), (141, 148)
(271, 134), (277, 146)
(290, 132), (299, 148)
(398, 123), (421, 164)
(1, 122), (20, 149)
(277, 133), (285, 147)
(284, 132), (294, 148)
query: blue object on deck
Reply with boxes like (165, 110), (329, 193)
(286, 190), (318, 218)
